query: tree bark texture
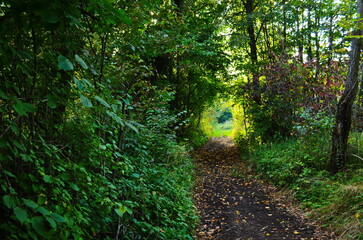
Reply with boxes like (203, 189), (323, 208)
(331, 0), (363, 173)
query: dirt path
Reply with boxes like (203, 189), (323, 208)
(193, 137), (330, 240)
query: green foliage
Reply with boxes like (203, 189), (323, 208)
(2, 0), (360, 238)
(293, 109), (335, 136)
(227, 0), (349, 144)
(348, 132), (363, 168)
(211, 121), (233, 137)
(200, 101), (234, 139)
(1, 78), (197, 239)
(243, 134), (363, 239)
(216, 107), (233, 124)
(249, 133), (333, 181)
(240, 54), (344, 142)
(0, 0), (219, 239)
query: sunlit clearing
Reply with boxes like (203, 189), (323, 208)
(201, 100), (247, 138)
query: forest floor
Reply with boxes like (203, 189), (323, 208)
(193, 137), (332, 240)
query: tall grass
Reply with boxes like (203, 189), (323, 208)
(240, 133), (363, 239)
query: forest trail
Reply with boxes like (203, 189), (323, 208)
(193, 137), (330, 240)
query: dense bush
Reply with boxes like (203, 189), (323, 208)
(241, 54), (343, 142)
(0, 83), (197, 239)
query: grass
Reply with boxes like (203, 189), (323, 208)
(210, 120), (234, 137)
(239, 133), (363, 240)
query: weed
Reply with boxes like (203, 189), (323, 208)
(241, 134), (363, 240)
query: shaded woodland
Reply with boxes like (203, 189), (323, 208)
(1, 0), (362, 239)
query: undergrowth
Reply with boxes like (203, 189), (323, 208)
(1, 88), (197, 239)
(241, 133), (363, 240)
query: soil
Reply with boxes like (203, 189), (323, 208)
(193, 137), (332, 240)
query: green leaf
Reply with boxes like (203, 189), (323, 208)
(46, 95), (58, 109)
(115, 208), (123, 217)
(13, 100), (35, 116)
(37, 195), (47, 205)
(10, 122), (18, 134)
(115, 204), (132, 218)
(118, 9), (132, 25)
(82, 78), (93, 87)
(115, 204), (130, 217)
(80, 95), (93, 107)
(23, 198), (39, 209)
(13, 140), (26, 151)
(0, 88), (8, 99)
(43, 175), (53, 183)
(14, 207), (29, 223)
(23, 103), (35, 113)
(58, 55), (74, 71)
(121, 205), (131, 214)
(106, 111), (124, 125)
(4, 170), (16, 178)
(75, 54), (88, 69)
(50, 213), (67, 223)
(124, 121), (138, 133)
(45, 216), (57, 229)
(31, 216), (47, 235)
(37, 207), (51, 216)
(69, 183), (79, 191)
(125, 206), (132, 215)
(122, 98), (130, 105)
(131, 173), (140, 178)
(3, 195), (16, 209)
(73, 78), (85, 90)
(20, 153), (33, 162)
(95, 96), (111, 108)
(23, 102), (35, 113)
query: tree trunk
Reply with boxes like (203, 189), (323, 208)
(281, 0), (287, 47)
(175, 0), (184, 16)
(314, 13), (320, 80)
(328, 13), (334, 66)
(307, 8), (313, 61)
(243, 0), (261, 104)
(296, 13), (303, 62)
(244, 0), (258, 63)
(331, 0), (363, 174)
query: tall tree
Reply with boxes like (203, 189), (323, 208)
(331, 0), (363, 173)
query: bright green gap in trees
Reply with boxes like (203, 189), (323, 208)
(201, 100), (248, 138)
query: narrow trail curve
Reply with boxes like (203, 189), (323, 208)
(193, 137), (330, 240)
